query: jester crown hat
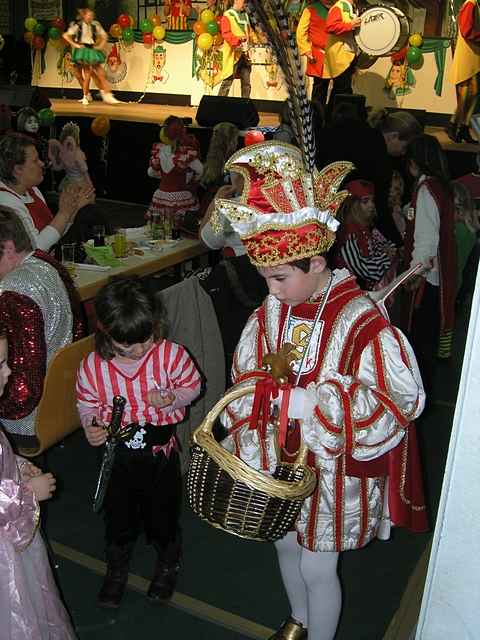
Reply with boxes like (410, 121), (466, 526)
(214, 141), (354, 268)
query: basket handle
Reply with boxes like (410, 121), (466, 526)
(197, 381), (310, 468)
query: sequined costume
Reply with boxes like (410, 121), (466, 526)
(0, 251), (83, 442)
(211, 142), (428, 552)
(0, 428), (77, 638)
(222, 269), (427, 551)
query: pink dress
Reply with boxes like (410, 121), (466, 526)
(0, 429), (77, 639)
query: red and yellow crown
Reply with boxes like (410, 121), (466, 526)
(214, 141), (354, 268)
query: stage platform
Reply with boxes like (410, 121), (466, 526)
(50, 98), (280, 129)
(50, 98), (478, 153)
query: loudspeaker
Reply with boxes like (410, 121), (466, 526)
(196, 95), (259, 129)
(0, 85), (51, 111)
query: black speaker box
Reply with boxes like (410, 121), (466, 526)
(196, 95), (259, 129)
(0, 85), (51, 111)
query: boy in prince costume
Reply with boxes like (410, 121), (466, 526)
(213, 141), (428, 640)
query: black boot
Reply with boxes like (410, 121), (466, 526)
(98, 543), (133, 608)
(147, 541), (181, 602)
(459, 125), (478, 144)
(445, 122), (461, 143)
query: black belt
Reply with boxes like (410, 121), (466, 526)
(119, 422), (174, 451)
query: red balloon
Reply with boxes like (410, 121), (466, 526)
(117, 14), (130, 29)
(244, 130), (265, 146)
(143, 32), (154, 45)
(51, 17), (65, 31)
(32, 35), (45, 50)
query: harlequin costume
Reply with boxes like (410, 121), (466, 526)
(219, 8), (254, 98)
(0, 251), (84, 449)
(213, 141), (427, 639)
(296, 1), (330, 103)
(448, 0), (480, 142)
(323, 0), (359, 101)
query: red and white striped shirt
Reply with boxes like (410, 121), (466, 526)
(76, 340), (201, 429)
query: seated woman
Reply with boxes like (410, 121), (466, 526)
(0, 207), (84, 449)
(0, 133), (94, 252)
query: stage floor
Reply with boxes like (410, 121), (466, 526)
(50, 98), (478, 153)
(50, 98), (280, 128)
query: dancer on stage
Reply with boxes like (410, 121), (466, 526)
(163, 0), (193, 31)
(296, 1), (330, 103)
(218, 0), (255, 98)
(447, 0), (480, 143)
(63, 8), (120, 106)
(323, 0), (361, 105)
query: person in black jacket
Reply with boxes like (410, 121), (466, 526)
(317, 105), (422, 246)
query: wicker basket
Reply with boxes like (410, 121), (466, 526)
(187, 383), (317, 542)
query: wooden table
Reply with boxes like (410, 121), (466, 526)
(75, 237), (208, 302)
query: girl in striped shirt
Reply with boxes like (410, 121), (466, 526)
(76, 276), (201, 608)
(334, 179), (397, 291)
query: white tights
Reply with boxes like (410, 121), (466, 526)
(274, 532), (342, 640)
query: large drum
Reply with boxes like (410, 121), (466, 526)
(355, 5), (409, 57)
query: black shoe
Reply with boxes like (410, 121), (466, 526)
(459, 125), (478, 144)
(445, 122), (461, 143)
(97, 543), (133, 608)
(147, 561), (180, 602)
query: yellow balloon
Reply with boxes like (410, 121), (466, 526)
(129, 15), (135, 28)
(197, 32), (213, 51)
(24, 17), (37, 32)
(200, 9), (215, 25)
(409, 33), (423, 48)
(153, 25), (166, 41)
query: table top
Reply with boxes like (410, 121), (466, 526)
(75, 237), (207, 302)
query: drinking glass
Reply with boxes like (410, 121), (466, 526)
(61, 243), (77, 277)
(92, 224), (106, 247)
(112, 228), (127, 258)
(150, 212), (163, 240)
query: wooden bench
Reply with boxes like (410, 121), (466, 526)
(17, 334), (95, 457)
